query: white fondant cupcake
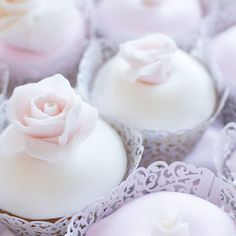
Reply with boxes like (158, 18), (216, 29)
(92, 0), (203, 50)
(0, 74), (143, 236)
(66, 161), (236, 236)
(0, 0), (87, 92)
(77, 34), (227, 166)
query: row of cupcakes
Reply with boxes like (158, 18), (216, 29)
(0, 38), (233, 235)
(0, 0), (236, 235)
(0, 0), (231, 92)
(65, 121), (236, 236)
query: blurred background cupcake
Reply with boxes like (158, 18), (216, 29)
(92, 0), (204, 50)
(66, 161), (236, 236)
(0, 0), (88, 94)
(0, 74), (143, 235)
(77, 33), (227, 166)
(200, 0), (236, 125)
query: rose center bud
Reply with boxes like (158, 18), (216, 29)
(152, 209), (190, 236)
(43, 102), (60, 116)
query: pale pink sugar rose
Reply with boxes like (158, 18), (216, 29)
(119, 33), (177, 85)
(7, 74), (98, 163)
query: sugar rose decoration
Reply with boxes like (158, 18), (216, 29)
(7, 74), (98, 163)
(0, 0), (75, 52)
(119, 34), (177, 85)
(152, 209), (189, 236)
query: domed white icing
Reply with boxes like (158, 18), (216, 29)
(0, 119), (127, 220)
(86, 192), (236, 236)
(91, 34), (217, 132)
(95, 0), (202, 45)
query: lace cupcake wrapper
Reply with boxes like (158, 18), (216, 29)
(76, 39), (228, 166)
(214, 122), (236, 184)
(0, 101), (143, 236)
(65, 161), (236, 236)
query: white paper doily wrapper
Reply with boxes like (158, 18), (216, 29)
(0, 111), (143, 236)
(65, 161), (236, 236)
(214, 122), (236, 185)
(76, 39), (228, 166)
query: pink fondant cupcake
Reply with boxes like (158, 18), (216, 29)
(0, 0), (87, 93)
(66, 161), (236, 236)
(203, 1), (236, 124)
(93, 0), (203, 50)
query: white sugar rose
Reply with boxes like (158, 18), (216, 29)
(119, 33), (177, 84)
(6, 74), (98, 163)
(0, 0), (76, 52)
(152, 209), (189, 236)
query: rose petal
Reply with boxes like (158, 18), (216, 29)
(24, 135), (74, 163)
(13, 119), (65, 139)
(37, 74), (76, 102)
(7, 83), (44, 124)
(30, 94), (67, 119)
(73, 101), (98, 144)
(58, 99), (82, 146)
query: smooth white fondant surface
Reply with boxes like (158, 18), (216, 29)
(0, 119), (127, 220)
(86, 192), (236, 236)
(95, 0), (202, 44)
(92, 50), (216, 132)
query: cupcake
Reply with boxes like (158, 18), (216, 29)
(86, 192), (236, 236)
(0, 74), (143, 235)
(206, 20), (236, 124)
(93, 0), (203, 50)
(79, 34), (226, 165)
(66, 161), (236, 236)
(0, 0), (87, 92)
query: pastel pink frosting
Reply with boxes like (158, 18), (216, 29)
(86, 192), (236, 236)
(210, 25), (236, 85)
(0, 0), (86, 86)
(95, 0), (202, 46)
(6, 74), (98, 163)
